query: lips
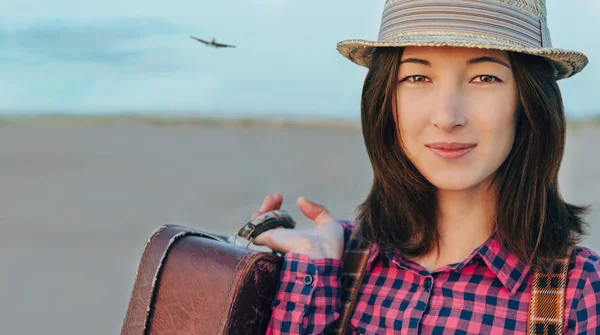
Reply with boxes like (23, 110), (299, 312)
(426, 142), (477, 150)
(426, 142), (477, 159)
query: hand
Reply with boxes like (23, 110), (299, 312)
(251, 193), (344, 260)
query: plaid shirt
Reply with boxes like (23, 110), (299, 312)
(266, 220), (600, 334)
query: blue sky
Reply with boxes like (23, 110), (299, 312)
(1, 0), (598, 120)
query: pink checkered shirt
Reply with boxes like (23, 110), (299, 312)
(266, 220), (600, 334)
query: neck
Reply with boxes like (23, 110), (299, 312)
(412, 179), (497, 272)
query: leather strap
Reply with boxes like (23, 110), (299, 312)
(527, 249), (573, 335)
(527, 248), (573, 335)
(329, 225), (372, 334)
(329, 228), (573, 335)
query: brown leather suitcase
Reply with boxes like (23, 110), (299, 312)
(120, 211), (296, 335)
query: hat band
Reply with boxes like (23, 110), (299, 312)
(379, 0), (552, 48)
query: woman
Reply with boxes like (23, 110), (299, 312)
(252, 0), (599, 334)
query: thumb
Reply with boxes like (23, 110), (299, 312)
(297, 197), (332, 225)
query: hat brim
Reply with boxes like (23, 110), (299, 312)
(337, 32), (588, 80)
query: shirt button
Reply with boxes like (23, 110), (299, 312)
(424, 278), (432, 290)
(303, 274), (314, 286)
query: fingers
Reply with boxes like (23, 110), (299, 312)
(251, 227), (294, 253)
(297, 197), (333, 225)
(273, 192), (283, 209)
(259, 194), (276, 213)
(251, 193), (284, 220)
(252, 195), (332, 225)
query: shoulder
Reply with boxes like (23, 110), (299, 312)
(565, 246), (600, 313)
(559, 246), (599, 294)
(569, 246), (600, 283)
(337, 219), (360, 245)
(564, 246), (600, 331)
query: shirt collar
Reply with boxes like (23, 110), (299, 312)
(475, 233), (531, 295)
(364, 232), (531, 296)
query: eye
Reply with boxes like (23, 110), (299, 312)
(399, 75), (431, 84)
(471, 75), (501, 84)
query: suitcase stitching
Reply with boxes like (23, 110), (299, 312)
(144, 228), (194, 334)
(122, 224), (168, 334)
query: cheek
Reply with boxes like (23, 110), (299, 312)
(468, 112), (518, 178)
(396, 90), (430, 154)
(471, 97), (519, 160)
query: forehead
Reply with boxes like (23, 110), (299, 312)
(400, 46), (510, 62)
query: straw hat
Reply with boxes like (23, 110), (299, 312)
(336, 0), (588, 80)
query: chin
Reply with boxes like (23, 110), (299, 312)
(421, 169), (488, 192)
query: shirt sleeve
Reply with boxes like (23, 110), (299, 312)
(265, 252), (343, 335)
(265, 220), (358, 335)
(574, 258), (600, 334)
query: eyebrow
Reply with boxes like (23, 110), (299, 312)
(399, 56), (511, 69)
(468, 56), (511, 69)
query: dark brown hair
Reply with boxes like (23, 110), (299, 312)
(355, 47), (589, 264)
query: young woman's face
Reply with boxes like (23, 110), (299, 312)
(395, 46), (519, 191)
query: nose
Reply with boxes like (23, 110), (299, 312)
(430, 85), (467, 131)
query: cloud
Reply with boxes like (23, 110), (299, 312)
(0, 61), (222, 113)
(0, 18), (225, 113)
(0, 19), (189, 66)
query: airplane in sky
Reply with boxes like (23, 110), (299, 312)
(189, 36), (236, 48)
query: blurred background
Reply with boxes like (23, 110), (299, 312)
(0, 0), (598, 334)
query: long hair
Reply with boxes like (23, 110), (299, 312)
(355, 47), (589, 264)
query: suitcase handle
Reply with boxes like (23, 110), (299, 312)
(230, 209), (297, 257)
